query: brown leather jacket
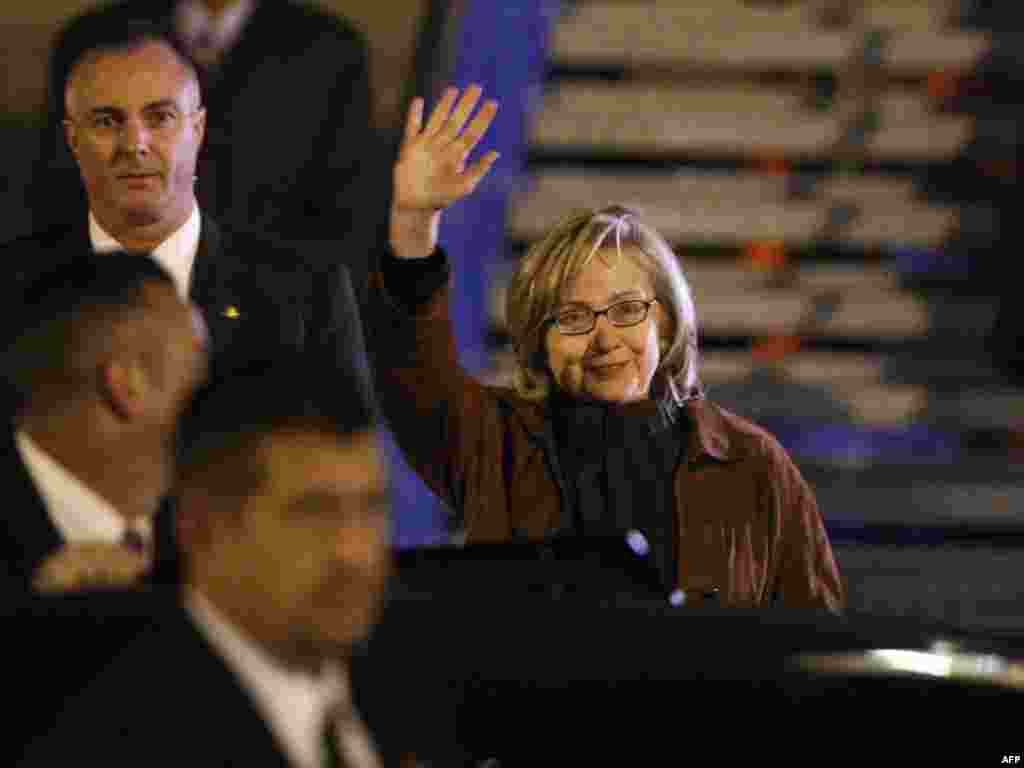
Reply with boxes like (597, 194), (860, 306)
(369, 261), (845, 613)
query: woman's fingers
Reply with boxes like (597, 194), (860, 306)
(422, 87), (458, 137)
(457, 150), (500, 196)
(442, 84), (483, 142)
(396, 85), (499, 208)
(458, 98), (499, 153)
(403, 97), (424, 143)
(418, 86), (498, 149)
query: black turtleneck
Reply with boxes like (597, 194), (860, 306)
(549, 392), (686, 590)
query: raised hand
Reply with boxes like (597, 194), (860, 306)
(390, 85), (499, 259)
(393, 85), (499, 213)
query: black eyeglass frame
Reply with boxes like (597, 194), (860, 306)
(547, 298), (659, 336)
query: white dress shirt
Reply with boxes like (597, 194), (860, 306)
(185, 588), (382, 768)
(89, 203), (201, 299)
(16, 431), (151, 545)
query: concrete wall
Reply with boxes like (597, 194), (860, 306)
(0, 0), (430, 133)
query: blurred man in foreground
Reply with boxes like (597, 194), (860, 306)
(18, 358), (409, 767)
(0, 251), (206, 595)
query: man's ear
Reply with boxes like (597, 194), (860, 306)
(102, 359), (149, 420)
(193, 106), (207, 144)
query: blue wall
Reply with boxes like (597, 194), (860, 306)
(390, 0), (560, 548)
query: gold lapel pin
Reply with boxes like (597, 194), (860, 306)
(222, 305), (241, 320)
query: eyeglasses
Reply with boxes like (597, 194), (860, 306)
(548, 298), (658, 335)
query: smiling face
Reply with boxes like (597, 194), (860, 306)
(544, 246), (668, 403)
(64, 40), (205, 244)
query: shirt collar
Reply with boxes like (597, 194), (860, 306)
(89, 204), (201, 299)
(683, 398), (735, 463)
(185, 588), (347, 768)
(15, 431), (149, 544)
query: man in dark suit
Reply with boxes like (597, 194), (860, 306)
(17, 359), (412, 768)
(1, 24), (372, 588)
(0, 252), (206, 596)
(29, 0), (381, 280)
(3, 21), (371, 403)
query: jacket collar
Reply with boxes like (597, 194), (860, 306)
(57, 211), (221, 303)
(682, 398), (735, 463)
(496, 390), (739, 465)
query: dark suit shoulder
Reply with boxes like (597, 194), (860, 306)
(208, 221), (326, 283)
(52, 0), (363, 62)
(18, 605), (292, 767)
(211, 221), (352, 289)
(0, 223), (87, 338)
(0, 429), (63, 594)
(0, 222), (80, 253)
(233, 0), (368, 74)
(271, 0), (368, 44)
(56, 0), (171, 36)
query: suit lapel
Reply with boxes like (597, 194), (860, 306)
(65, 219), (92, 254)
(188, 215), (309, 378)
(189, 212), (222, 305)
(191, 213), (259, 325)
(175, 611), (296, 768)
(11, 221), (90, 288)
(23, 606), (295, 768)
(0, 429), (63, 587)
(189, 214), (244, 363)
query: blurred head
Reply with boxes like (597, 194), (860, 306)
(198, 0), (241, 13)
(7, 251), (208, 472)
(176, 359), (388, 670)
(63, 23), (205, 242)
(507, 206), (701, 404)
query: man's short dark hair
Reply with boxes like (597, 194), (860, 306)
(4, 250), (176, 411)
(176, 354), (379, 500)
(62, 18), (199, 114)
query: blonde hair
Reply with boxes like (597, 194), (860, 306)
(506, 205), (702, 404)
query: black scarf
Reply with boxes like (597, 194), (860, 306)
(549, 392), (685, 590)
